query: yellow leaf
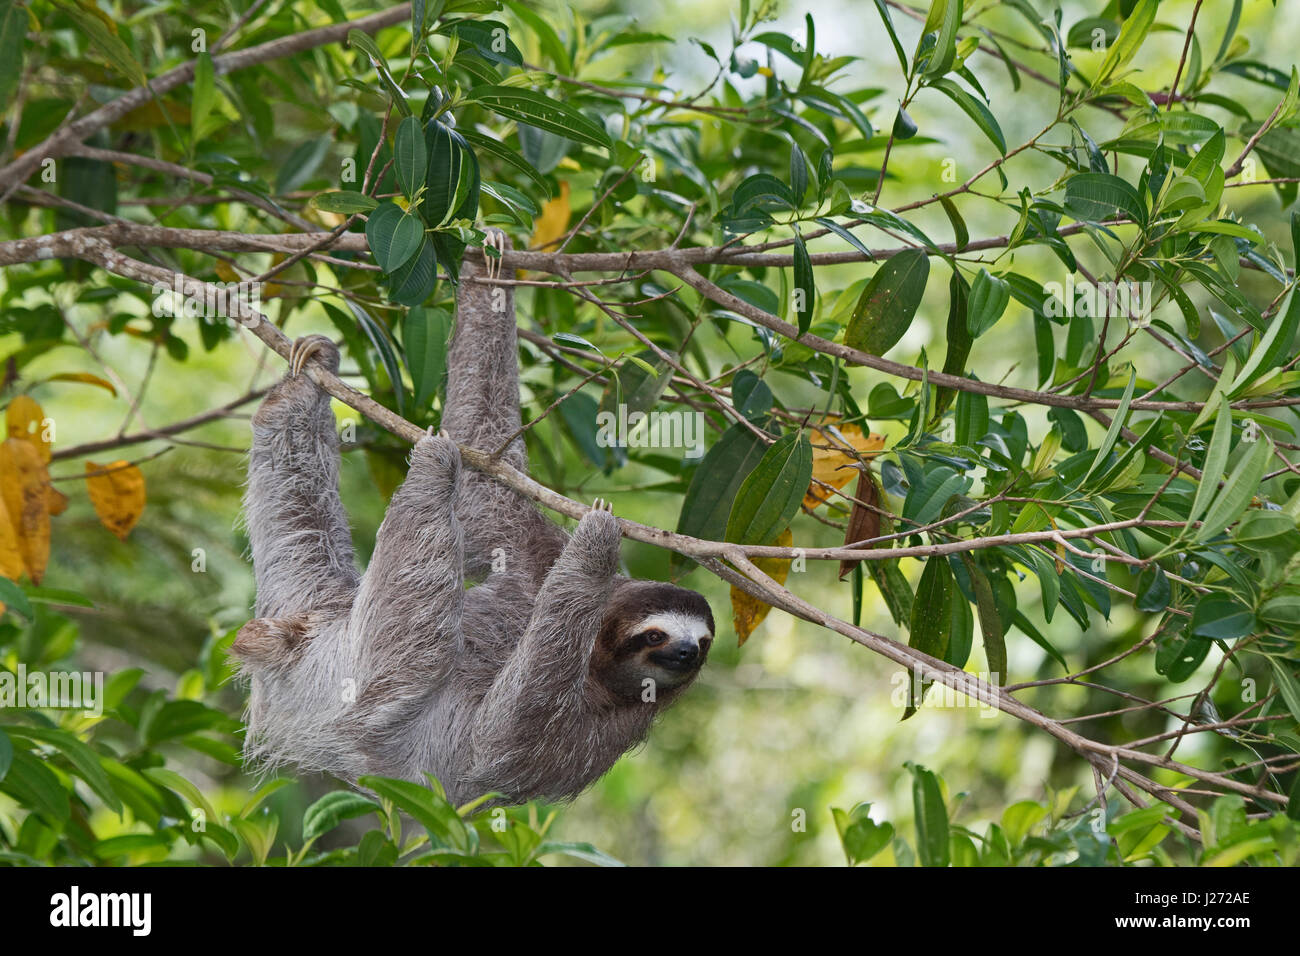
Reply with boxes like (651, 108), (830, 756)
(0, 494), (26, 582)
(804, 422), (887, 510)
(6, 395), (51, 462)
(529, 180), (571, 251)
(39, 372), (118, 396)
(731, 528), (792, 646)
(46, 485), (69, 516)
(214, 259), (241, 283)
(86, 460), (146, 541)
(0, 438), (52, 583)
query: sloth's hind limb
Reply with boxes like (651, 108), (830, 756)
(349, 431), (467, 698)
(236, 335), (359, 671)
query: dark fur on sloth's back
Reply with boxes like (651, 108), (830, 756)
(233, 236), (712, 805)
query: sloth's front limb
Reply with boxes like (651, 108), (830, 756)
(470, 505), (621, 755)
(243, 335), (359, 623)
(349, 431), (466, 686)
(440, 231), (567, 580)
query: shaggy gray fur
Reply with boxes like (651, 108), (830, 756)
(234, 234), (712, 805)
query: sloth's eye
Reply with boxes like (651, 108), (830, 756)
(640, 629), (668, 647)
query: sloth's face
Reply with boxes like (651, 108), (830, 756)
(592, 584), (715, 702)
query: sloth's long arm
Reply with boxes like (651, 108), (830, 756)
(440, 232), (566, 580)
(349, 432), (465, 683)
(471, 509), (621, 740)
(243, 335), (359, 620)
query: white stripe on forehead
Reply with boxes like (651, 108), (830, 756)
(634, 611), (712, 641)
(637, 613), (717, 642)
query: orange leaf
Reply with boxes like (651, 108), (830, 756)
(730, 528), (792, 646)
(46, 485), (70, 516)
(529, 180), (571, 252)
(804, 422), (886, 510)
(6, 394), (51, 463)
(86, 460), (146, 540)
(39, 372), (118, 396)
(0, 438), (52, 582)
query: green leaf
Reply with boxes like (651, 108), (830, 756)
(1134, 565), (1170, 612)
(675, 423), (770, 573)
(928, 78), (1005, 154)
(1093, 0), (1157, 88)
(3, 725), (122, 814)
(534, 841), (626, 867)
(962, 557), (1006, 685)
(0, 751), (70, 825)
(311, 191), (379, 214)
(0, 0), (25, 114)
(1227, 286), (1300, 397)
(938, 196), (968, 251)
(365, 201), (424, 273)
(907, 558), (953, 708)
(1189, 396), (1232, 528)
(965, 268), (1010, 338)
(349, 301), (408, 416)
(1064, 172), (1147, 226)
(403, 306), (451, 408)
(141, 766), (218, 822)
(1082, 369), (1136, 483)
(302, 791), (381, 842)
(0, 729), (10, 781)
(832, 803), (895, 865)
(394, 115), (429, 202)
(922, 0), (962, 79)
(349, 28), (410, 117)
(51, 0), (147, 88)
(0, 577), (31, 618)
(1155, 625), (1210, 682)
(870, 0), (909, 75)
(725, 432), (813, 545)
(1189, 594), (1254, 641)
(458, 129), (552, 199)
(1267, 658), (1300, 726)
(844, 249), (930, 356)
(908, 763), (950, 867)
(792, 230), (814, 335)
(468, 86), (612, 151)
(191, 52), (215, 143)
(359, 774), (470, 852)
(1195, 436), (1271, 542)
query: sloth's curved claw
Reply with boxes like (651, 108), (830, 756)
(289, 334), (336, 377)
(426, 425), (453, 441)
(482, 228), (506, 280)
(591, 497), (614, 514)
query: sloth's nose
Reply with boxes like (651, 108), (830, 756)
(671, 642), (699, 665)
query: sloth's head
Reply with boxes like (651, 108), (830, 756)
(592, 580), (715, 702)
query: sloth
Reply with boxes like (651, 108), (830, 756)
(232, 232), (714, 805)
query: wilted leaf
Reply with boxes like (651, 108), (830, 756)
(0, 493), (24, 581)
(86, 460), (146, 540)
(804, 421), (886, 509)
(6, 395), (50, 462)
(731, 528), (792, 645)
(0, 438), (51, 582)
(839, 468), (883, 580)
